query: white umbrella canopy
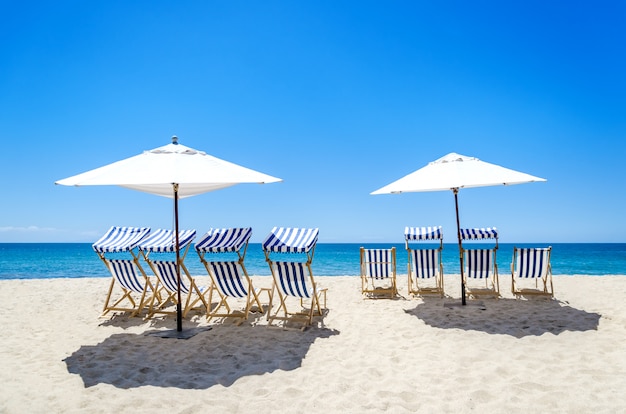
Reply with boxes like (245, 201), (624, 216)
(371, 152), (546, 194)
(371, 152), (546, 305)
(55, 137), (281, 197)
(56, 136), (282, 334)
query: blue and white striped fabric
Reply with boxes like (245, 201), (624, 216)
(460, 227), (498, 240)
(107, 259), (147, 292)
(195, 228), (252, 253)
(137, 229), (196, 252)
(405, 226), (443, 241)
(411, 249), (440, 279)
(363, 249), (394, 280)
(93, 227), (151, 253)
(515, 248), (551, 279)
(150, 260), (191, 294)
(262, 227), (319, 253)
(466, 249), (493, 279)
(274, 262), (313, 298)
(207, 262), (248, 298)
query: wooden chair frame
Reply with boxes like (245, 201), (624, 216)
(196, 227), (269, 324)
(405, 226), (444, 297)
(360, 247), (398, 299)
(99, 256), (157, 317)
(201, 260), (268, 325)
(511, 247), (554, 298)
(93, 226), (158, 318)
(461, 228), (500, 299)
(263, 227), (327, 328)
(138, 229), (209, 319)
(265, 259), (327, 328)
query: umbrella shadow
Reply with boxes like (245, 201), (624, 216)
(64, 324), (339, 389)
(405, 297), (601, 337)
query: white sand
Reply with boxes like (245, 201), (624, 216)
(0, 274), (625, 413)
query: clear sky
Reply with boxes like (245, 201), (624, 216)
(1, 1), (624, 243)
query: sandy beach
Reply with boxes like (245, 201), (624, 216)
(0, 274), (625, 413)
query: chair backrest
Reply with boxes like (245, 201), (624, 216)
(465, 249), (493, 279)
(515, 248), (551, 279)
(107, 259), (146, 292)
(262, 227), (319, 253)
(460, 227), (498, 241)
(207, 262), (249, 298)
(274, 261), (312, 298)
(405, 226), (443, 242)
(93, 227), (150, 253)
(150, 260), (190, 293)
(137, 229), (196, 252)
(410, 249), (440, 279)
(195, 227), (252, 253)
(361, 248), (396, 280)
(461, 227), (498, 281)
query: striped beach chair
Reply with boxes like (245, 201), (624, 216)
(405, 226), (444, 298)
(511, 247), (554, 298)
(262, 227), (327, 328)
(93, 226), (156, 317)
(195, 228), (268, 325)
(136, 229), (208, 318)
(360, 247), (397, 298)
(461, 227), (500, 299)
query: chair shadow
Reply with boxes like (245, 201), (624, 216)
(405, 297), (601, 337)
(98, 311), (199, 330)
(64, 324), (339, 389)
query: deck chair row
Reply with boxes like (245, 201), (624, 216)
(360, 226), (554, 300)
(93, 226), (327, 328)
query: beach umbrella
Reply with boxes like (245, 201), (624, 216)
(56, 136), (282, 332)
(371, 152), (546, 305)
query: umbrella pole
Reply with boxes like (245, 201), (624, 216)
(453, 188), (467, 306)
(174, 184), (183, 332)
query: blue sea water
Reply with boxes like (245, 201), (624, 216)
(0, 243), (624, 280)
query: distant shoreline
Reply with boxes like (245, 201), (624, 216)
(2, 242), (626, 279)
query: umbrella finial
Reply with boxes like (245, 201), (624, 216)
(172, 135), (178, 145)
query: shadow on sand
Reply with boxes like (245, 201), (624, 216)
(405, 297), (601, 337)
(64, 323), (339, 389)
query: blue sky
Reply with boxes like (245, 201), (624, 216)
(1, 1), (624, 243)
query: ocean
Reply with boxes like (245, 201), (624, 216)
(0, 243), (624, 280)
